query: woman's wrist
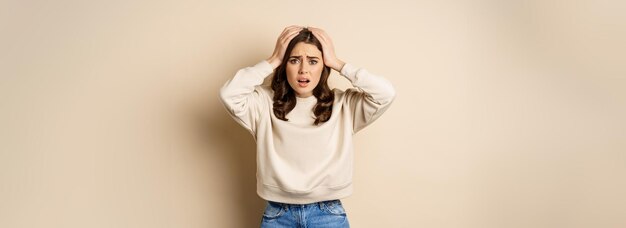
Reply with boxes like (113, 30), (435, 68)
(330, 59), (346, 72)
(266, 56), (281, 69)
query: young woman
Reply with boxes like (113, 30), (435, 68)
(219, 25), (395, 228)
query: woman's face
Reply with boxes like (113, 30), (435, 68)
(286, 42), (324, 98)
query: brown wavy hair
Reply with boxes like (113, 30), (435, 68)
(271, 28), (334, 125)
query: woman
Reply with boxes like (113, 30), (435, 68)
(219, 25), (395, 228)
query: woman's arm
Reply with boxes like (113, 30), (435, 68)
(339, 63), (396, 133)
(219, 61), (273, 134)
(310, 27), (396, 133)
(219, 26), (303, 134)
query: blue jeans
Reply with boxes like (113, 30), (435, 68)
(260, 199), (350, 228)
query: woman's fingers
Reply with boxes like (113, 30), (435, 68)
(279, 26), (302, 44)
(282, 25), (301, 34)
(311, 30), (334, 52)
(309, 27), (343, 71)
(268, 26), (303, 68)
(280, 26), (303, 43)
(309, 27), (330, 42)
(278, 26), (295, 39)
(285, 30), (300, 42)
(278, 26), (301, 43)
(310, 29), (333, 52)
(282, 28), (301, 43)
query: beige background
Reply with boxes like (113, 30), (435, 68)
(2, 0), (625, 227)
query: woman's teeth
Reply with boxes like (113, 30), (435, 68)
(297, 79), (310, 87)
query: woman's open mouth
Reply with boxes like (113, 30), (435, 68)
(297, 79), (310, 87)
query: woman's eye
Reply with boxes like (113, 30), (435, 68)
(289, 59), (299, 64)
(309, 60), (318, 65)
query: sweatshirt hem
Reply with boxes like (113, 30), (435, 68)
(257, 181), (354, 204)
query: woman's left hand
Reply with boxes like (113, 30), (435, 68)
(309, 27), (346, 72)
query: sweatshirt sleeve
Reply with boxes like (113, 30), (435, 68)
(340, 63), (396, 133)
(219, 60), (274, 135)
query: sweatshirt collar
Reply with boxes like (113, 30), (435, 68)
(296, 95), (317, 104)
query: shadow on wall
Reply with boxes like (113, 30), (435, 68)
(192, 54), (270, 226)
(178, 27), (273, 226)
(203, 106), (265, 227)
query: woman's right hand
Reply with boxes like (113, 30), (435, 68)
(266, 25), (303, 69)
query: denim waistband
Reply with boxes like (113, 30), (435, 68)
(267, 199), (341, 208)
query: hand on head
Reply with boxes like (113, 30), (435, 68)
(267, 25), (303, 69)
(267, 25), (345, 72)
(308, 27), (345, 72)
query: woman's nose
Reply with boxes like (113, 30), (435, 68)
(298, 64), (309, 74)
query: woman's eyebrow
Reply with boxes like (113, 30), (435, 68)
(289, 55), (320, 59)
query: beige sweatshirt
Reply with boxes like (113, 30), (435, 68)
(219, 60), (395, 204)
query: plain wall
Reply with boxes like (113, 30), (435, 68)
(1, 0), (625, 227)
